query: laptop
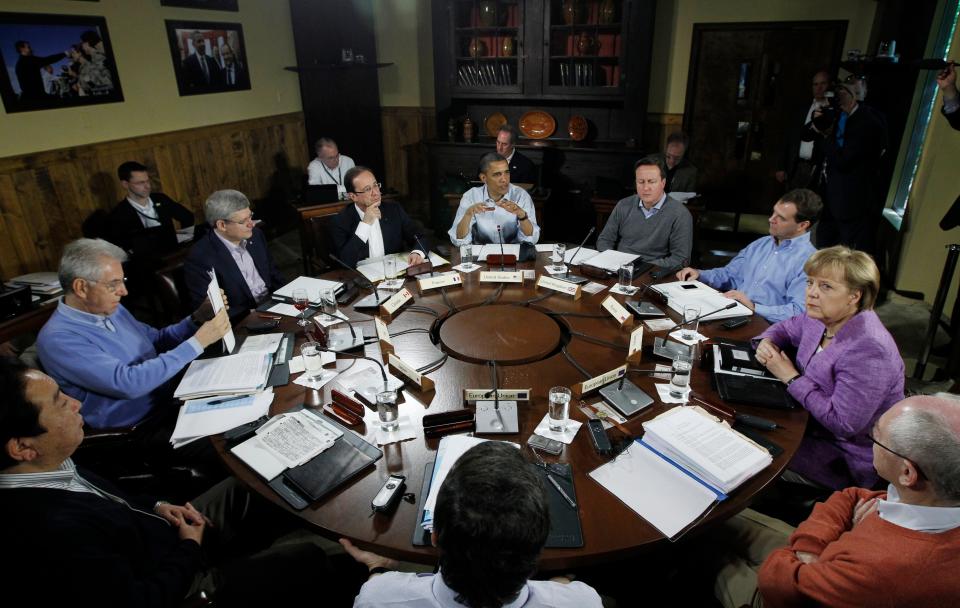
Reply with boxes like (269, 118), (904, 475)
(301, 184), (340, 206)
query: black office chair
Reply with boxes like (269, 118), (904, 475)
(154, 261), (193, 325)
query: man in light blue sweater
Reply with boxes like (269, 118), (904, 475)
(37, 239), (231, 430)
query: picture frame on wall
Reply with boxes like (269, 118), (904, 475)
(165, 20), (249, 96)
(160, 1), (239, 11)
(0, 12), (123, 113)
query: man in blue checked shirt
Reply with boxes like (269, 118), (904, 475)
(676, 189), (822, 323)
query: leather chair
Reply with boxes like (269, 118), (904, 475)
(154, 261), (193, 326)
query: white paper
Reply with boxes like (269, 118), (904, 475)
(564, 247), (599, 264)
(589, 441), (719, 538)
(267, 302), (306, 317)
(375, 416), (417, 445)
(609, 284), (639, 296)
(230, 410), (342, 479)
(654, 382), (689, 404)
(170, 390), (273, 445)
(668, 329), (709, 345)
(670, 192), (698, 202)
(422, 436), (501, 530)
(535, 243), (555, 253)
(313, 313), (344, 328)
(293, 368), (340, 390)
(335, 365), (404, 402)
(238, 333), (284, 354)
(543, 264), (569, 275)
(273, 276), (344, 304)
(579, 401), (627, 430)
(522, 269), (536, 280)
(206, 271), (236, 353)
(174, 352), (272, 399)
(533, 414), (583, 444)
(452, 263), (481, 273)
(652, 281), (752, 321)
(581, 281), (608, 295)
(357, 252), (450, 282)
(582, 249), (639, 272)
(645, 318), (677, 332)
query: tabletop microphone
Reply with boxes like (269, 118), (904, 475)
(556, 227), (595, 285)
(665, 301), (738, 333)
(498, 225), (505, 271)
(411, 233), (435, 277)
(566, 226), (595, 271)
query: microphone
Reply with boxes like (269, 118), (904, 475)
(329, 253), (375, 291)
(555, 227), (595, 285)
(565, 226), (595, 272)
(665, 301), (738, 333)
(413, 233), (434, 277)
(498, 225), (505, 271)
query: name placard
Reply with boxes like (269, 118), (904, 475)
(417, 272), (462, 292)
(601, 295), (634, 328)
(375, 316), (394, 356)
(379, 288), (413, 317)
(536, 275), (582, 299)
(388, 353), (435, 392)
(627, 325), (643, 364)
(463, 388), (531, 402)
(573, 364), (627, 397)
(480, 271), (524, 283)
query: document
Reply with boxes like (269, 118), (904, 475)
(238, 333), (284, 354)
(173, 351), (272, 400)
(273, 276), (344, 305)
(231, 410), (343, 480)
(564, 247), (599, 264)
(356, 252), (450, 282)
(170, 389), (274, 447)
(475, 243), (521, 259)
(267, 302), (308, 317)
(582, 249), (639, 272)
(334, 364), (404, 402)
(206, 270), (236, 353)
(652, 280), (752, 321)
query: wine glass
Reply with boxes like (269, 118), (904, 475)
(292, 288), (310, 327)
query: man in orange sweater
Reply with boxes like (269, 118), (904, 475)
(713, 394), (960, 607)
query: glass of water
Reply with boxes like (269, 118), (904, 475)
(553, 243), (566, 272)
(548, 386), (572, 433)
(669, 352), (693, 400)
(460, 243), (474, 270)
(682, 305), (701, 341)
(618, 263), (635, 294)
(383, 256), (397, 282)
(376, 390), (399, 432)
(300, 341), (329, 388)
(319, 288), (338, 317)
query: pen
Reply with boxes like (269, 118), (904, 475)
(546, 473), (577, 509)
(258, 313), (282, 320)
(734, 413), (779, 431)
(206, 395), (248, 406)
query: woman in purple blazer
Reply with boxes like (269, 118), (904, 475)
(754, 246), (904, 489)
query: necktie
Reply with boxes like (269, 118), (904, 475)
(837, 112), (848, 148)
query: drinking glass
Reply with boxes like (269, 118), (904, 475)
(548, 386), (572, 433)
(320, 288), (338, 317)
(460, 244), (475, 270)
(300, 341), (329, 388)
(618, 263), (635, 294)
(292, 288), (310, 327)
(383, 256), (397, 282)
(553, 243), (567, 272)
(669, 352), (693, 399)
(682, 305), (701, 341)
(376, 390), (399, 432)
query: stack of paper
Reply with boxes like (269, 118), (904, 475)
(173, 351), (273, 400)
(357, 252), (450, 282)
(230, 410), (343, 480)
(169, 389), (274, 448)
(651, 280), (752, 321)
(6, 272), (63, 296)
(641, 406), (772, 494)
(581, 249), (639, 272)
(420, 435), (492, 531)
(273, 276), (344, 305)
(564, 247), (599, 264)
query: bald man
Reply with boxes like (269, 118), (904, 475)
(711, 395), (960, 608)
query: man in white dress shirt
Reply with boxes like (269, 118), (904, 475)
(448, 152), (540, 246)
(307, 137), (356, 195)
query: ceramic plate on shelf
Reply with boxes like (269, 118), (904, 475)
(484, 112), (508, 137)
(568, 115), (588, 141)
(519, 111), (556, 139)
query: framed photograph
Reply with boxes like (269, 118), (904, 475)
(0, 12), (123, 113)
(160, 1), (239, 11)
(165, 20), (250, 96)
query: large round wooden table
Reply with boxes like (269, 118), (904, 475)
(214, 252), (808, 570)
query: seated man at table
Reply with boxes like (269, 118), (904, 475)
(675, 188), (821, 323)
(496, 124), (537, 185)
(709, 395), (960, 608)
(596, 155), (692, 270)
(448, 152), (540, 246)
(328, 166), (427, 268)
(0, 357), (341, 606)
(37, 238), (231, 431)
(341, 441), (603, 607)
(184, 189), (285, 318)
(307, 136), (355, 195)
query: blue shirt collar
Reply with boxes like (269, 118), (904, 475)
(639, 192), (667, 211)
(774, 231), (811, 249)
(483, 184), (519, 204)
(56, 299), (118, 331)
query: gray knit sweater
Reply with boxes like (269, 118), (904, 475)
(595, 194), (693, 269)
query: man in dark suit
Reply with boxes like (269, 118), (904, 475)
(328, 166), (428, 268)
(219, 43), (247, 88)
(939, 61), (960, 131)
(181, 31), (223, 90)
(13, 40), (65, 103)
(777, 70), (831, 190)
(496, 124), (537, 186)
(184, 190), (284, 318)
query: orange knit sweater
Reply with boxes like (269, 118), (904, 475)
(758, 487), (960, 607)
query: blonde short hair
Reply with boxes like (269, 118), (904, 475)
(803, 246), (879, 310)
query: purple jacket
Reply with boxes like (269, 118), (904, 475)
(756, 310), (904, 489)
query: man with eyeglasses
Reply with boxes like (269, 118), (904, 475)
(328, 166), (428, 268)
(706, 395), (960, 607)
(307, 137), (355, 196)
(185, 189), (285, 318)
(36, 238), (232, 431)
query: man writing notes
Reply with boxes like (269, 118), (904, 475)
(709, 395), (960, 608)
(596, 155), (692, 270)
(448, 152), (540, 246)
(184, 190), (284, 318)
(36, 239), (230, 430)
(307, 137), (356, 195)
(676, 189), (821, 323)
(328, 166), (427, 268)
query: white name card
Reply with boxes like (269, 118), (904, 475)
(627, 325), (643, 364)
(375, 316), (394, 356)
(480, 271), (524, 283)
(417, 272), (462, 292)
(388, 353), (435, 391)
(536, 275), (582, 299)
(380, 288), (413, 316)
(573, 364), (627, 397)
(601, 295), (634, 327)
(463, 388), (531, 401)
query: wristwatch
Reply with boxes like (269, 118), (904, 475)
(517, 212), (528, 221)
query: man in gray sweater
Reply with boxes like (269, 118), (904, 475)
(596, 155), (693, 270)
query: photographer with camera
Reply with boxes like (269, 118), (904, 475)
(938, 61), (960, 130)
(806, 79), (888, 254)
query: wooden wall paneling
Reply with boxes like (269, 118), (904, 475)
(0, 173), (35, 277)
(380, 106), (437, 220)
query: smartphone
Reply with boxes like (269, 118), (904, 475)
(527, 433), (563, 455)
(722, 317), (750, 330)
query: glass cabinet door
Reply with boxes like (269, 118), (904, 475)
(451, 0), (524, 95)
(543, 0), (627, 96)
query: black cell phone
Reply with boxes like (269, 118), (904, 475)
(680, 283), (699, 290)
(722, 317), (750, 330)
(246, 319), (280, 333)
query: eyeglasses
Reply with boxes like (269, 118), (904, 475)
(86, 277), (127, 294)
(224, 213), (254, 225)
(353, 182), (382, 195)
(868, 430), (926, 479)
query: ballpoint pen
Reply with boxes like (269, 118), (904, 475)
(546, 473), (577, 509)
(206, 395), (249, 406)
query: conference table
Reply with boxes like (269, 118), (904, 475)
(213, 251), (808, 571)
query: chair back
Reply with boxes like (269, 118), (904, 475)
(82, 209), (111, 239)
(154, 262), (192, 325)
(298, 201), (348, 275)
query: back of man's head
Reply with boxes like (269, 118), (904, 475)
(886, 395), (960, 503)
(0, 357), (44, 471)
(434, 442), (549, 608)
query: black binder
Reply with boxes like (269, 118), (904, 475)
(714, 373), (798, 410)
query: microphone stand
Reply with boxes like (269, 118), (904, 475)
(497, 225), (505, 271)
(316, 310), (365, 352)
(665, 301), (738, 333)
(476, 359), (517, 433)
(556, 227), (595, 285)
(329, 253), (388, 309)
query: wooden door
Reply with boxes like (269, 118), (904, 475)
(684, 22), (847, 215)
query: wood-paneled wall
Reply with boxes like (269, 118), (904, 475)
(0, 112), (308, 278)
(643, 112), (684, 153)
(380, 106), (436, 218)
